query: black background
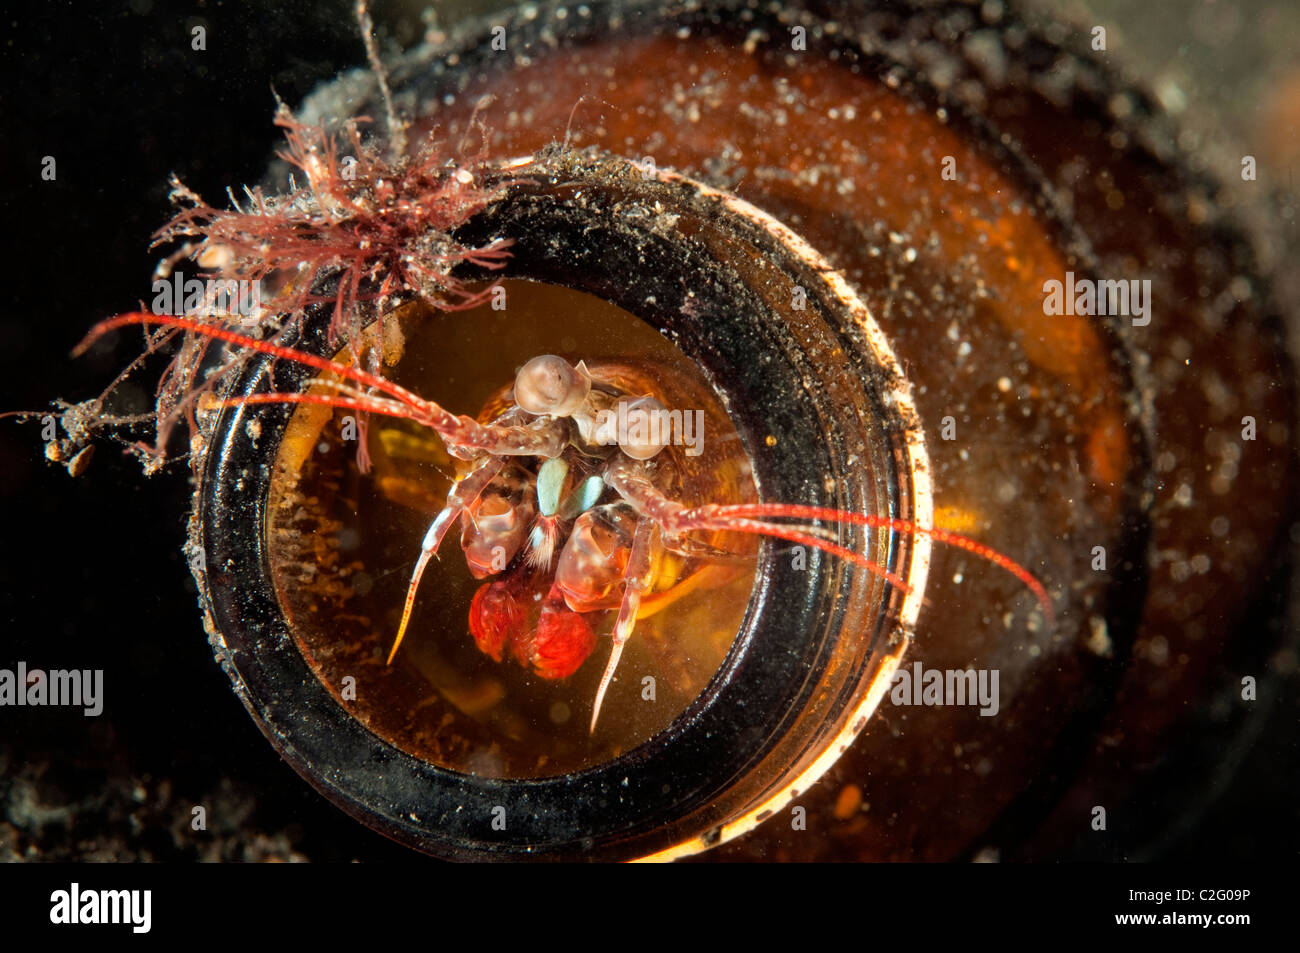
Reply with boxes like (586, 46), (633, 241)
(1, 0), (424, 862)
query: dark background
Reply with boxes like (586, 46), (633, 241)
(0, 0), (427, 861)
(0, 0), (1296, 862)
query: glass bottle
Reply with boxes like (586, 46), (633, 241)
(189, 0), (1297, 860)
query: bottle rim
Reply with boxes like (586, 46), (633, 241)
(192, 151), (932, 860)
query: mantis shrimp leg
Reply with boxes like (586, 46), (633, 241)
(588, 517), (658, 731)
(388, 455), (507, 663)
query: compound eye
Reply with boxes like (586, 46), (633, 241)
(619, 396), (669, 460)
(514, 355), (591, 417)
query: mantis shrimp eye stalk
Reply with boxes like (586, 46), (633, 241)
(513, 354), (592, 417)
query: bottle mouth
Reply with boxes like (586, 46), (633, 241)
(193, 151), (931, 860)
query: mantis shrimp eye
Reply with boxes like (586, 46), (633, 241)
(513, 354), (591, 417)
(616, 396), (671, 460)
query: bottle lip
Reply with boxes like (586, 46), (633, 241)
(192, 151), (931, 860)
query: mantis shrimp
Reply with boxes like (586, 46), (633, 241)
(53, 6), (1051, 735)
(76, 311), (1055, 734)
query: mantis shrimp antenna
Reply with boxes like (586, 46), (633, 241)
(74, 313), (435, 416)
(583, 504), (1054, 733)
(73, 313), (568, 458)
(673, 502), (1055, 627)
